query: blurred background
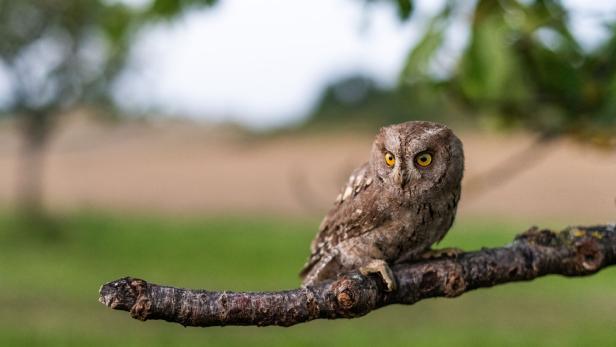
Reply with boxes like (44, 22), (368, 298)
(1, 0), (616, 346)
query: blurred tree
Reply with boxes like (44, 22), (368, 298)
(0, 0), (217, 214)
(317, 0), (616, 146)
(398, 0), (616, 144)
(309, 75), (457, 130)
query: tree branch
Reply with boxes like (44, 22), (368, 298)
(99, 224), (616, 327)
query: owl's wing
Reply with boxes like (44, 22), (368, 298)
(300, 163), (388, 278)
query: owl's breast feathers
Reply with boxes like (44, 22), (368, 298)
(300, 163), (387, 278)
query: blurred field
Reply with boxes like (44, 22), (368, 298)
(2, 212), (616, 347)
(0, 115), (615, 223)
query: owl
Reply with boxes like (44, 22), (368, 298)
(300, 121), (464, 291)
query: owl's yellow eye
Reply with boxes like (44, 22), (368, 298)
(384, 152), (396, 167)
(415, 152), (432, 167)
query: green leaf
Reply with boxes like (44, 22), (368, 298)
(398, 4), (453, 84)
(396, 0), (414, 20)
(149, 0), (182, 18)
(457, 6), (530, 107)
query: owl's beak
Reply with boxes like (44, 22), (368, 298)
(392, 167), (406, 187)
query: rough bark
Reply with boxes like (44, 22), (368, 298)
(99, 224), (616, 327)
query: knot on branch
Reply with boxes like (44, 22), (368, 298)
(128, 279), (151, 321)
(332, 275), (377, 317)
(99, 277), (139, 310)
(443, 268), (466, 297)
(416, 264), (466, 298)
(98, 277), (151, 321)
(563, 227), (605, 275)
(419, 269), (439, 293)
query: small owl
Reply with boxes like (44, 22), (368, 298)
(300, 121), (464, 291)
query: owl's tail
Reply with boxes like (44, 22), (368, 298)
(299, 252), (338, 287)
(298, 254), (320, 279)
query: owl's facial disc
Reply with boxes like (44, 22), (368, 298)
(371, 121), (464, 197)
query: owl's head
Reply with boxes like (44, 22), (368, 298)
(370, 121), (464, 197)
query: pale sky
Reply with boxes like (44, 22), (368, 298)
(114, 0), (448, 129)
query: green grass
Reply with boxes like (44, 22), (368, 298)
(1, 212), (616, 347)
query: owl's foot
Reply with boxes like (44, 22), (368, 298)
(420, 247), (464, 260)
(359, 259), (397, 292)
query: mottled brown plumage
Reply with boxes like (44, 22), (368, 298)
(300, 121), (464, 290)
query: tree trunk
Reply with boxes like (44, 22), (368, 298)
(16, 110), (51, 214)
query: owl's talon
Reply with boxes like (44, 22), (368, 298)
(359, 259), (397, 292)
(420, 247), (464, 260)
